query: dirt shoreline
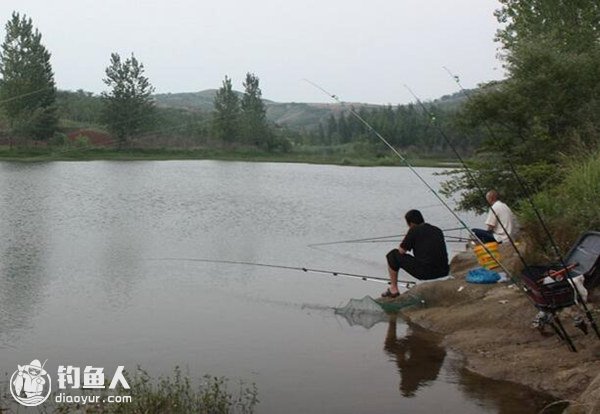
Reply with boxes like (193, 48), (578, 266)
(387, 244), (600, 413)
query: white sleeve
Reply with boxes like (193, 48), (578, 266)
(485, 207), (497, 227)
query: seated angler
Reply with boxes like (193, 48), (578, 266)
(471, 190), (516, 244)
(382, 209), (450, 298)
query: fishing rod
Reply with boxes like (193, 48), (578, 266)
(404, 85), (530, 272)
(305, 79), (578, 351)
(404, 85), (583, 349)
(402, 83), (584, 327)
(443, 67), (600, 339)
(150, 257), (417, 286)
(303, 79), (514, 276)
(308, 226), (464, 247)
(442, 66), (571, 257)
(351, 234), (471, 244)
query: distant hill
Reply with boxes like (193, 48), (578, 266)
(153, 90), (393, 131)
(153, 89), (235, 112)
(56, 88), (473, 133)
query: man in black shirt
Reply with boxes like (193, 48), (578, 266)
(382, 209), (449, 298)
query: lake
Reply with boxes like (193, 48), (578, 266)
(0, 160), (559, 412)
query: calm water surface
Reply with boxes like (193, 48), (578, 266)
(0, 161), (559, 413)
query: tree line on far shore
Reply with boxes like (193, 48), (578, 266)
(0, 11), (288, 151)
(0, 11), (479, 156)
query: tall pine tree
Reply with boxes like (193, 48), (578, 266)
(0, 12), (58, 143)
(101, 53), (155, 148)
(240, 72), (269, 147)
(212, 76), (240, 144)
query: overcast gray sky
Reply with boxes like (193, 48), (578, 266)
(0, 0), (505, 105)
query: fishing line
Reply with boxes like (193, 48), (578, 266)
(0, 86), (55, 105)
(306, 244), (384, 268)
(303, 79), (515, 280)
(404, 85), (529, 269)
(303, 80), (580, 350)
(442, 66), (566, 257)
(149, 257), (417, 286)
(308, 226), (464, 247)
(443, 66), (600, 339)
(351, 235), (471, 244)
(403, 84), (582, 349)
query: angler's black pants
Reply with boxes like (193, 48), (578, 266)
(386, 249), (448, 281)
(471, 228), (497, 244)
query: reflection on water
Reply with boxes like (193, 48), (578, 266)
(333, 297), (562, 413)
(0, 164), (51, 348)
(377, 313), (562, 413)
(456, 366), (569, 414)
(384, 314), (446, 397)
(0, 161), (564, 413)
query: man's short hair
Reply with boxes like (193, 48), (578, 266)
(405, 209), (424, 225)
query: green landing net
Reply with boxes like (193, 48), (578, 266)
(334, 295), (423, 328)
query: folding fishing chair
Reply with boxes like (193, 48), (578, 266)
(521, 231), (600, 352)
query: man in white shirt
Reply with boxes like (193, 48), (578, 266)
(472, 190), (515, 243)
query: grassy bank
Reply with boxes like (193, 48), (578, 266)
(518, 151), (600, 261)
(1, 367), (258, 414)
(0, 146), (459, 167)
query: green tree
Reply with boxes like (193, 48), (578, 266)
(443, 0), (600, 212)
(240, 72), (271, 147)
(101, 53), (155, 147)
(325, 114), (337, 145)
(0, 12), (58, 143)
(212, 76), (240, 144)
(495, 0), (600, 54)
(56, 89), (103, 124)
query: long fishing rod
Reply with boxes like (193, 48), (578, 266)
(443, 67), (600, 339)
(304, 79), (516, 279)
(404, 85), (531, 273)
(442, 66), (570, 258)
(402, 84), (584, 347)
(308, 226), (464, 247)
(305, 79), (578, 351)
(150, 257), (417, 286)
(442, 66), (553, 252)
(351, 234), (471, 244)
(403, 84), (583, 348)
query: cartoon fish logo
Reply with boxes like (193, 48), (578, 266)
(10, 359), (52, 407)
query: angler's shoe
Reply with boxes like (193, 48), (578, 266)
(381, 288), (400, 298)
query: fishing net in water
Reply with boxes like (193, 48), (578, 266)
(334, 296), (387, 329)
(334, 294), (424, 329)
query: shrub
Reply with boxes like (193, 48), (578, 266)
(518, 152), (600, 261)
(49, 132), (68, 147)
(42, 367), (258, 414)
(73, 134), (90, 148)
